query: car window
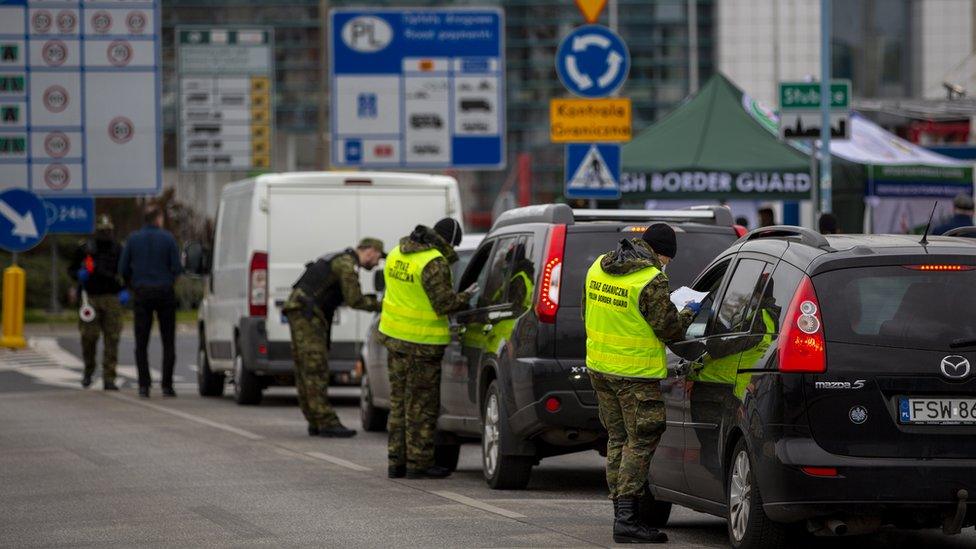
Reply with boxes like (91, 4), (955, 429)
(714, 258), (771, 335)
(458, 241), (495, 295)
(452, 249), (476, 283)
(815, 266), (976, 351)
(685, 259), (730, 339)
(751, 261), (803, 335)
(480, 236), (519, 308)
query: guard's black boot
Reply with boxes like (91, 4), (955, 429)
(103, 381), (118, 391)
(613, 497), (668, 544)
(308, 425), (320, 437)
(388, 465), (406, 478)
(138, 386), (150, 398)
(81, 374), (92, 388)
(318, 424), (357, 438)
(161, 387), (177, 397)
(405, 465), (451, 479)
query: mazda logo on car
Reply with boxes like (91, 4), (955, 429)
(940, 355), (971, 379)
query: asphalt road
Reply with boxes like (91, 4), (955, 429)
(1, 331), (974, 547)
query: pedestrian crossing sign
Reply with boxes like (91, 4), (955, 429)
(565, 143), (621, 199)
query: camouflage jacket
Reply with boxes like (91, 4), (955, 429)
(581, 238), (694, 346)
(283, 251), (381, 323)
(381, 225), (473, 354)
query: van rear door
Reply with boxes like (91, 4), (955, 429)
(805, 260), (976, 458)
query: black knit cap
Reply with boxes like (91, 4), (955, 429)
(642, 223), (677, 259)
(433, 217), (463, 246)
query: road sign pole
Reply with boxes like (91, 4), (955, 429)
(819, 0), (832, 215)
(48, 242), (61, 314)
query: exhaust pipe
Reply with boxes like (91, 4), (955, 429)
(826, 519), (848, 536)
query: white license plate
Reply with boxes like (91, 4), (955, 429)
(899, 398), (976, 424)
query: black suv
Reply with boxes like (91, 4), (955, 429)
(642, 226), (976, 548)
(429, 204), (743, 489)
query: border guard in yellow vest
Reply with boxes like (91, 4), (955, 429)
(583, 224), (699, 544)
(379, 218), (477, 480)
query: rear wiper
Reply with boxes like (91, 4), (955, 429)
(950, 338), (976, 349)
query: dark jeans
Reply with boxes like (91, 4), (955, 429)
(133, 286), (176, 389)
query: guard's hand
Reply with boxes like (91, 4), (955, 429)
(77, 268), (89, 283)
(684, 301), (703, 314)
(118, 289), (130, 306)
(463, 282), (480, 296)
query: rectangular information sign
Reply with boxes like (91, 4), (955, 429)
(550, 98), (631, 143)
(43, 196), (94, 234)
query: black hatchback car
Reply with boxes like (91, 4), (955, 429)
(428, 204), (743, 489)
(642, 226), (976, 548)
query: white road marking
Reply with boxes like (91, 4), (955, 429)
(305, 451), (371, 472)
(29, 337), (83, 367)
(431, 491), (527, 519)
(106, 393), (265, 441)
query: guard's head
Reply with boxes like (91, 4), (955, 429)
(144, 206), (164, 227)
(433, 217), (463, 247)
(954, 193), (974, 215)
(818, 213), (839, 235)
(356, 237), (385, 270)
(642, 223), (677, 265)
(95, 214), (114, 239)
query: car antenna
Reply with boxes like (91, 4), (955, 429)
(919, 202), (938, 246)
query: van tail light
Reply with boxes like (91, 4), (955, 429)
(733, 224), (748, 238)
(249, 251), (268, 317)
(536, 224), (566, 324)
(801, 466), (838, 478)
(903, 264), (975, 272)
(778, 276), (826, 373)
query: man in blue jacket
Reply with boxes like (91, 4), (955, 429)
(118, 206), (182, 398)
(934, 193), (974, 235)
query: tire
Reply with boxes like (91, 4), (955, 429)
(233, 350), (263, 405)
(197, 343), (225, 397)
(434, 443), (461, 472)
(727, 439), (790, 549)
(639, 489), (673, 527)
(360, 372), (388, 432)
(482, 381), (533, 490)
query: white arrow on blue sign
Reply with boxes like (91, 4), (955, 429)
(0, 188), (48, 252)
(565, 143), (621, 199)
(555, 25), (630, 99)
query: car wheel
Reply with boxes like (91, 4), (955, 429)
(197, 344), (225, 397)
(233, 350), (262, 405)
(639, 489), (673, 527)
(727, 439), (789, 549)
(434, 443), (461, 472)
(482, 381), (532, 490)
(360, 372), (388, 432)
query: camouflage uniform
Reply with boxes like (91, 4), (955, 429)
(79, 294), (122, 384)
(583, 238), (695, 499)
(382, 227), (473, 471)
(283, 252), (380, 430)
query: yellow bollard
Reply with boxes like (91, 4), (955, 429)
(1, 264), (26, 349)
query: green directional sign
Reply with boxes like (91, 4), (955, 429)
(779, 81), (851, 110)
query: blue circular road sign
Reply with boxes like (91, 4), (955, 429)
(555, 25), (630, 98)
(0, 189), (48, 252)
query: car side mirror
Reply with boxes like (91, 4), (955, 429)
(182, 241), (209, 277)
(374, 270), (385, 293)
(670, 339), (706, 362)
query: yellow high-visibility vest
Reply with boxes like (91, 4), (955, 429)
(584, 256), (666, 379)
(379, 246), (450, 345)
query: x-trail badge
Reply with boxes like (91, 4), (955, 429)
(940, 355), (971, 379)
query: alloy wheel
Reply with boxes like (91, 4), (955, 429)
(483, 393), (500, 477)
(729, 449), (752, 542)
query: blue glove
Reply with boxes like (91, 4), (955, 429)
(685, 301), (703, 314)
(118, 289), (130, 306)
(77, 268), (89, 282)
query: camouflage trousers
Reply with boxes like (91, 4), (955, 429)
(589, 370), (666, 499)
(286, 311), (341, 429)
(79, 293), (122, 383)
(385, 341), (444, 471)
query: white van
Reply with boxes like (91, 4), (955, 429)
(194, 171), (463, 405)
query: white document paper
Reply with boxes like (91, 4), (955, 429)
(670, 286), (709, 309)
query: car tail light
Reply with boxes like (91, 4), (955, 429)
(249, 251), (268, 317)
(904, 264), (975, 272)
(778, 276), (826, 373)
(801, 466), (838, 478)
(536, 224), (566, 324)
(733, 224), (748, 238)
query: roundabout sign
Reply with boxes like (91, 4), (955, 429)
(555, 25), (630, 99)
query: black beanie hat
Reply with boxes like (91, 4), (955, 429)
(433, 218), (463, 246)
(642, 223), (677, 258)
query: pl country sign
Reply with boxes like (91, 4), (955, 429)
(620, 170), (813, 200)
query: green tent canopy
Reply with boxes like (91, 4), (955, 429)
(621, 74), (812, 200)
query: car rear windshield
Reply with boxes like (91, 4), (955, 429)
(816, 266), (976, 351)
(561, 229), (735, 307)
